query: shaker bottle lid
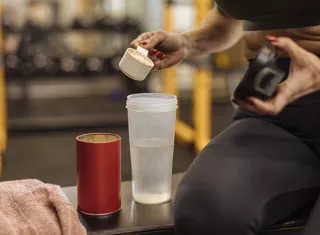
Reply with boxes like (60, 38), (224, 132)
(126, 93), (178, 112)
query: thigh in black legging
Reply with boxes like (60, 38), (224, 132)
(173, 117), (320, 235)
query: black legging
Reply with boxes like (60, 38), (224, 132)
(173, 58), (320, 235)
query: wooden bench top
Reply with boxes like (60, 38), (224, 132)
(62, 173), (184, 235)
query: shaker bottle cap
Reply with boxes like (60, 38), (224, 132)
(126, 93), (178, 112)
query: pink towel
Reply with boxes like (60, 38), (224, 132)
(0, 179), (87, 235)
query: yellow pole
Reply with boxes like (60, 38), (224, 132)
(163, 0), (178, 97)
(0, 2), (7, 175)
(163, 0), (195, 145)
(194, 0), (212, 153)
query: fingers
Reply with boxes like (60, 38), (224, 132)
(147, 49), (166, 69)
(246, 97), (281, 116)
(142, 30), (167, 49)
(231, 96), (263, 115)
(130, 32), (154, 49)
(231, 80), (294, 116)
(233, 95), (284, 116)
(148, 49), (157, 57)
(131, 31), (168, 70)
(149, 50), (165, 60)
(131, 30), (168, 51)
(246, 83), (293, 116)
(153, 60), (164, 70)
(266, 35), (308, 63)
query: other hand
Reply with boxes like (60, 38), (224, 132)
(232, 36), (320, 116)
(131, 30), (188, 70)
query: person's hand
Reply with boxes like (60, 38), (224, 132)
(131, 30), (188, 70)
(232, 36), (320, 116)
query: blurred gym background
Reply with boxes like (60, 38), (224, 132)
(0, 0), (248, 186)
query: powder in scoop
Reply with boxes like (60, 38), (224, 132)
(128, 49), (154, 66)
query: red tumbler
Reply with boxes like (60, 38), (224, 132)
(76, 133), (121, 215)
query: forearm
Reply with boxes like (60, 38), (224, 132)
(181, 7), (243, 58)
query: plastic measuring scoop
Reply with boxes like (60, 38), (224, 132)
(119, 46), (154, 81)
(137, 46), (149, 56)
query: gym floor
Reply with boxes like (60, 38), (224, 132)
(1, 97), (234, 187)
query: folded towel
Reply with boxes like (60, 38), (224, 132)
(0, 179), (87, 235)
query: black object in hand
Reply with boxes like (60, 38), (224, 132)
(234, 41), (285, 101)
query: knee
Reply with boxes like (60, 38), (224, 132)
(173, 182), (211, 235)
(173, 177), (258, 235)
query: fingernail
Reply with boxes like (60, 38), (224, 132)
(161, 55), (166, 60)
(148, 49), (156, 56)
(142, 41), (147, 45)
(266, 35), (279, 42)
(156, 52), (163, 58)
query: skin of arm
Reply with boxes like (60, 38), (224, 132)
(131, 5), (243, 69)
(181, 6), (243, 58)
